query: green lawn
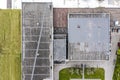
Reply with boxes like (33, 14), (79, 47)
(113, 56), (120, 80)
(59, 68), (82, 80)
(85, 68), (104, 80)
(59, 67), (104, 80)
(0, 9), (21, 80)
(117, 48), (120, 55)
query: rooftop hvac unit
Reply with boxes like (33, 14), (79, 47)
(115, 20), (120, 26)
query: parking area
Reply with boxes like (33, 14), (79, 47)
(22, 2), (53, 80)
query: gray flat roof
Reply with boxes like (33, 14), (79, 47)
(68, 13), (110, 60)
(54, 39), (66, 61)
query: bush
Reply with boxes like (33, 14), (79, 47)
(117, 49), (120, 55)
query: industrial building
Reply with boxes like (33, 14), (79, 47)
(22, 1), (120, 80)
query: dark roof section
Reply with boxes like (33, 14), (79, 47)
(53, 8), (120, 28)
(54, 27), (67, 34)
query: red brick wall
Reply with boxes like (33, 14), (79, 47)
(53, 8), (68, 27)
(53, 8), (120, 27)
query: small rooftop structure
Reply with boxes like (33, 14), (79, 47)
(54, 39), (66, 61)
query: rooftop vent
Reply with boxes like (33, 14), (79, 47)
(115, 20), (120, 26)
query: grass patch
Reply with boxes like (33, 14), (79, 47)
(0, 9), (21, 80)
(113, 56), (120, 80)
(117, 48), (120, 55)
(59, 68), (82, 80)
(85, 68), (104, 80)
(59, 67), (104, 80)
